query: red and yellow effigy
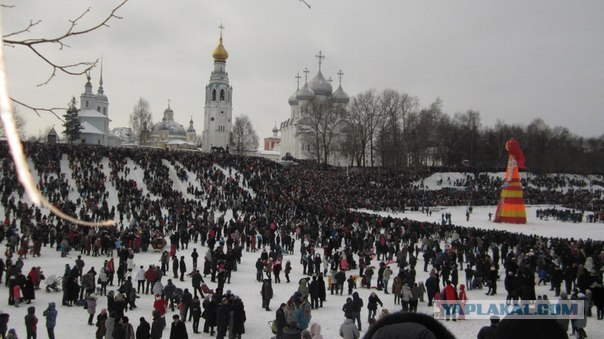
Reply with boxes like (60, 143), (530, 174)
(494, 139), (527, 224)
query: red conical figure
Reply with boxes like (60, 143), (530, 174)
(494, 139), (526, 224)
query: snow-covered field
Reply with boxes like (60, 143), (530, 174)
(3, 207), (603, 339)
(1, 159), (603, 338)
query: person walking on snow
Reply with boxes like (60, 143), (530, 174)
(42, 302), (57, 339)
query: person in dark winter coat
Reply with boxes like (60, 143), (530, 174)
(309, 276), (321, 309)
(342, 297), (353, 319)
(169, 314), (188, 339)
(231, 296), (246, 339)
(0, 311), (9, 339)
(95, 309), (108, 339)
(362, 312), (455, 339)
(181, 288), (193, 322)
(425, 274), (439, 307)
(23, 276), (35, 304)
(486, 266), (498, 295)
(494, 317), (568, 339)
(136, 317), (150, 339)
(150, 310), (163, 339)
(351, 292), (363, 331)
(216, 297), (230, 339)
(367, 292), (383, 321)
(179, 257), (187, 282)
(284, 261), (292, 283)
(275, 303), (287, 339)
(42, 302), (57, 339)
(317, 274), (327, 307)
(113, 316), (135, 339)
(24, 306), (38, 339)
(113, 293), (127, 318)
(190, 296), (202, 333)
(261, 279), (273, 311)
(477, 316), (499, 339)
(504, 271), (516, 304)
(202, 295), (217, 335)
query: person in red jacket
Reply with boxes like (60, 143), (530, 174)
(145, 266), (156, 294)
(458, 284), (468, 320)
(153, 294), (168, 330)
(442, 281), (458, 321)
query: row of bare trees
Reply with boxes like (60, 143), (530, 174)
(317, 89), (604, 173)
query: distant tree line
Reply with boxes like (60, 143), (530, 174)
(342, 89), (604, 174)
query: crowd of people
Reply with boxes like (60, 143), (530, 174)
(0, 141), (602, 338)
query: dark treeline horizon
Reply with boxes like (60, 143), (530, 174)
(343, 89), (604, 174)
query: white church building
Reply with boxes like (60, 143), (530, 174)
(279, 52), (350, 165)
(77, 69), (122, 146)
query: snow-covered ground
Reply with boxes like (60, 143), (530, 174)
(1, 158), (603, 338)
(3, 207), (603, 339)
(360, 204), (604, 241)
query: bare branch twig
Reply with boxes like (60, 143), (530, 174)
(300, 0), (311, 9)
(11, 98), (66, 120)
(2, 19), (42, 39)
(3, 0), (128, 86)
(4, 1), (127, 46)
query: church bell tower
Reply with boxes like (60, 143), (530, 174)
(202, 24), (233, 151)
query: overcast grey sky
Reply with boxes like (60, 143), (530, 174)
(4, 0), (603, 142)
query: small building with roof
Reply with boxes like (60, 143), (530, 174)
(47, 126), (59, 144)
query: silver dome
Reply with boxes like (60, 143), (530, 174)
(308, 70), (332, 96)
(330, 85), (350, 104)
(288, 90), (299, 105)
(295, 83), (315, 101)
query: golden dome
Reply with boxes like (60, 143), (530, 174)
(212, 33), (229, 62)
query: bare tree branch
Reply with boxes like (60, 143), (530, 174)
(3, 0), (128, 86)
(300, 0), (311, 9)
(11, 98), (66, 121)
(2, 19), (42, 39)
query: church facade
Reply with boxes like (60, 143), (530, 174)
(77, 71), (122, 146)
(148, 104), (197, 150)
(202, 27), (233, 152)
(279, 52), (350, 166)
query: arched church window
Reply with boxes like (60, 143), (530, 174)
(220, 89), (225, 101)
(86, 101), (89, 108)
(97, 106), (101, 112)
(103, 107), (106, 114)
(212, 89), (216, 101)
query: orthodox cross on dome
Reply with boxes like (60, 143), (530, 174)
(295, 73), (301, 90)
(337, 69), (344, 86)
(315, 50), (325, 71)
(303, 67), (310, 84)
(167, 98), (171, 108)
(218, 23), (225, 35)
(327, 77), (333, 84)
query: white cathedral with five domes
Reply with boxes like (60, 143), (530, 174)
(279, 51), (350, 165)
